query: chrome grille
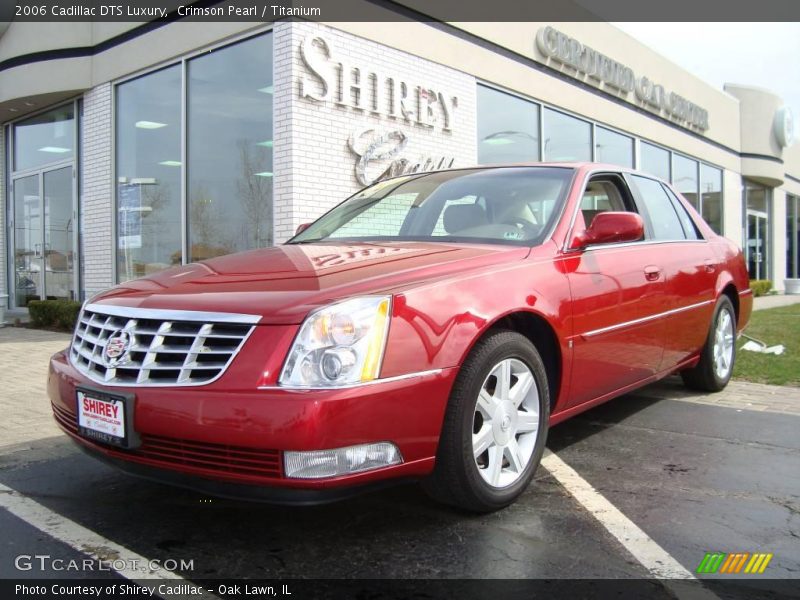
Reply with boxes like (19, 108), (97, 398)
(69, 303), (259, 387)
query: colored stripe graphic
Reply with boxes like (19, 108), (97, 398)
(697, 552), (773, 575)
(719, 553), (749, 573)
(733, 553), (750, 573)
(697, 552), (726, 574)
(744, 553), (773, 574)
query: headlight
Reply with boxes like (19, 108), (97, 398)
(279, 296), (391, 387)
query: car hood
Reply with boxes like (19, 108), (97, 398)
(91, 242), (531, 324)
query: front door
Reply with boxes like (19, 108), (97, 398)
(12, 165), (76, 307)
(746, 210), (769, 280)
(564, 175), (666, 409)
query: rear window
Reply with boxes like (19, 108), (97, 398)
(631, 175), (689, 241)
(663, 185), (702, 240)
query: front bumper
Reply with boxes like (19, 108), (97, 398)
(48, 349), (457, 499)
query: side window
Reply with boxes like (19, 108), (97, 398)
(662, 185), (701, 240)
(580, 179), (629, 227)
(631, 175), (687, 241)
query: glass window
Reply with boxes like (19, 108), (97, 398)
(116, 65), (182, 282)
(432, 196), (481, 236)
(663, 186), (700, 240)
(745, 181), (770, 280)
(788, 195), (799, 279)
(330, 193), (418, 238)
(595, 127), (633, 167)
(673, 154), (699, 211)
(631, 175), (686, 241)
(579, 179), (629, 228)
(477, 86), (540, 164)
(291, 167), (574, 247)
(13, 105), (75, 172)
(114, 32), (274, 281)
(543, 108), (591, 162)
(13, 175), (41, 306)
(700, 164), (723, 234)
(746, 181), (768, 213)
(187, 34), (273, 262)
(640, 142), (670, 181)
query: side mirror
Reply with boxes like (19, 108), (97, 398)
(571, 212), (644, 249)
(295, 223), (311, 235)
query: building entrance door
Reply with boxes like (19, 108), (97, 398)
(11, 165), (76, 307)
(746, 209), (769, 281)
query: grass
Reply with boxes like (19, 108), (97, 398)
(733, 303), (800, 387)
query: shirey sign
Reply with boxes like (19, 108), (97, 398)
(298, 34), (458, 185)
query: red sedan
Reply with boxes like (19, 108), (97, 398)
(48, 163), (751, 511)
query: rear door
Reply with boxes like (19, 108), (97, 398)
(626, 175), (717, 370)
(563, 173), (666, 409)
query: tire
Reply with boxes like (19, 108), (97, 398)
(681, 296), (737, 392)
(423, 330), (550, 513)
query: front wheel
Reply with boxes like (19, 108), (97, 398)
(423, 330), (549, 512)
(681, 296), (737, 392)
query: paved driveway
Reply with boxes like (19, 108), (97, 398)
(0, 325), (797, 598)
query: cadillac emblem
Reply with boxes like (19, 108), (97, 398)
(103, 330), (132, 368)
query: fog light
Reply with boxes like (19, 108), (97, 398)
(284, 442), (403, 479)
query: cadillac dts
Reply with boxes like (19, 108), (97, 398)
(48, 164), (751, 511)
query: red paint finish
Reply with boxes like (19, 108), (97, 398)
(48, 163), (751, 497)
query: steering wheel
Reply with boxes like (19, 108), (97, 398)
(501, 218), (540, 237)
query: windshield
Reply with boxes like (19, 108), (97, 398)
(288, 167), (574, 246)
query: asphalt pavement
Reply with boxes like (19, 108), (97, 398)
(0, 314), (798, 599)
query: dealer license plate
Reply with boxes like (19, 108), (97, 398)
(77, 390), (128, 447)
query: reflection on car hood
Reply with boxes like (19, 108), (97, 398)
(91, 242), (531, 323)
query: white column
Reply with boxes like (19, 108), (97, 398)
(81, 84), (115, 299)
(722, 168), (743, 247)
(271, 21), (297, 244)
(772, 187), (787, 291)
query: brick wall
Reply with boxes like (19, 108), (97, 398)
(81, 84), (115, 299)
(273, 22), (477, 243)
(272, 22), (296, 246)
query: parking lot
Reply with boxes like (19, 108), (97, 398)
(0, 324), (798, 599)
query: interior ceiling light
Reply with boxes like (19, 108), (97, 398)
(135, 120), (167, 129)
(39, 146), (71, 153)
(258, 85), (274, 94)
(482, 138), (515, 146)
(158, 160), (182, 167)
(255, 171), (274, 177)
(482, 131), (535, 146)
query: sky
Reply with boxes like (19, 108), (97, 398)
(612, 23), (800, 137)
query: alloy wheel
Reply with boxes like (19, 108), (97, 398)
(472, 358), (540, 488)
(712, 308), (735, 380)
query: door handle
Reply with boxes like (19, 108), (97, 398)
(703, 259), (717, 273)
(644, 265), (661, 281)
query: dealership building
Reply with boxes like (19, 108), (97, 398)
(1, 16), (799, 314)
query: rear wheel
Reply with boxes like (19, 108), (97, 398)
(423, 330), (549, 512)
(681, 296), (736, 392)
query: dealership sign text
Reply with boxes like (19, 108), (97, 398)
(536, 26), (709, 131)
(299, 35), (458, 132)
